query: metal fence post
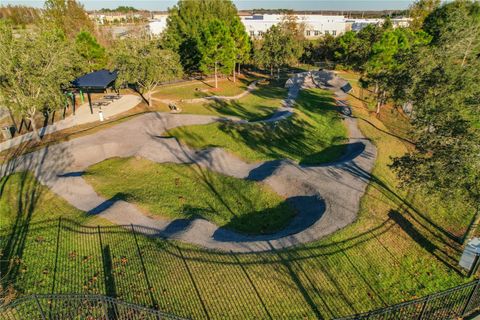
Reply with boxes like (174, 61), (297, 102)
(33, 295), (47, 320)
(417, 296), (431, 320)
(462, 280), (480, 317)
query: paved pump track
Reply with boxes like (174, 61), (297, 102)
(1, 71), (376, 252)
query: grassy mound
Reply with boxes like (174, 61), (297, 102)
(153, 79), (288, 121)
(168, 88), (348, 164)
(84, 157), (294, 234)
(152, 77), (251, 101)
(0, 172), (95, 228)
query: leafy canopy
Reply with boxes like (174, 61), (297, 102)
(255, 19), (305, 75)
(409, 0), (441, 30)
(111, 38), (183, 102)
(0, 22), (76, 137)
(391, 0), (480, 207)
(198, 19), (236, 76)
(74, 30), (107, 72)
(44, 0), (94, 38)
(163, 0), (249, 73)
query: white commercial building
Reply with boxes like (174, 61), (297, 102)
(347, 17), (413, 32)
(147, 14), (411, 38)
(148, 14), (168, 36)
(240, 14), (346, 38)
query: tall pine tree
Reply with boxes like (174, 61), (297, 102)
(163, 0), (249, 74)
(198, 19), (236, 88)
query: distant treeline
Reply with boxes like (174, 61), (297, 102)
(241, 9), (407, 18)
(99, 6), (139, 13)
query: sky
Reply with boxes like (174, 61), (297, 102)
(1, 0), (416, 11)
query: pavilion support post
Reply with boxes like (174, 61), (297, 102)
(71, 93), (76, 116)
(87, 91), (93, 114)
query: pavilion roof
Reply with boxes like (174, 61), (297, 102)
(72, 70), (118, 90)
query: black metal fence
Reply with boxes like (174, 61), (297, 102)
(0, 293), (186, 320)
(335, 279), (480, 320)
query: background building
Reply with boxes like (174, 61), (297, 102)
(146, 13), (411, 38)
(240, 14), (346, 38)
(346, 17), (412, 31)
(148, 14), (168, 36)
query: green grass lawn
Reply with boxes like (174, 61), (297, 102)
(168, 88), (348, 165)
(0, 166), (468, 319)
(0, 172), (101, 228)
(0, 74), (473, 319)
(153, 78), (288, 122)
(83, 158), (294, 234)
(152, 77), (251, 101)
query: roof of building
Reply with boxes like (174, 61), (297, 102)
(72, 70), (118, 90)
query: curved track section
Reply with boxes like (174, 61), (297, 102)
(1, 71), (376, 252)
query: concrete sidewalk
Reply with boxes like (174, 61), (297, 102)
(0, 95), (142, 153)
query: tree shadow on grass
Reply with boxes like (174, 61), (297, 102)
(0, 142), (73, 296)
(205, 99), (278, 122)
(210, 88), (346, 165)
(388, 210), (463, 276)
(134, 114), (299, 235)
(1, 213), (455, 319)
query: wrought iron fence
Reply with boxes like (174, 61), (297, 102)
(0, 293), (186, 320)
(335, 279), (480, 320)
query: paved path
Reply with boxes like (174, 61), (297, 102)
(0, 95), (142, 153)
(1, 71), (376, 252)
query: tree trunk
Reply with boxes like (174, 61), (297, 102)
(29, 116), (41, 142)
(461, 35), (475, 67)
(233, 64), (236, 83)
(270, 66), (273, 77)
(214, 62), (218, 89)
(376, 90), (385, 115)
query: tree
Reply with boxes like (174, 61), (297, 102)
(198, 20), (236, 88)
(255, 19), (305, 78)
(254, 25), (284, 77)
(280, 14), (306, 62)
(409, 0), (441, 30)
(74, 30), (107, 72)
(334, 24), (384, 72)
(423, 0), (480, 67)
(301, 34), (337, 65)
(363, 27), (430, 114)
(0, 24), (76, 141)
(391, 0), (480, 242)
(44, 0), (94, 38)
(229, 17), (251, 80)
(0, 5), (41, 27)
(112, 38), (183, 106)
(163, 0), (247, 73)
